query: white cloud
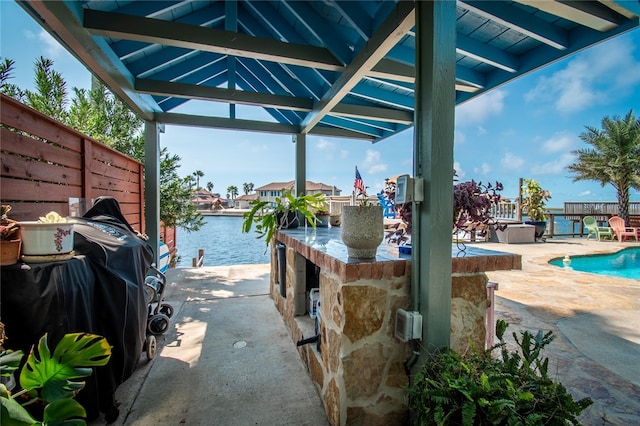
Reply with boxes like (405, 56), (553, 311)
(317, 139), (335, 150)
(455, 89), (506, 127)
(239, 141), (268, 153)
(454, 162), (466, 179)
(25, 29), (65, 58)
(454, 129), (466, 145)
(363, 150), (387, 174)
(579, 190), (592, 197)
(500, 152), (525, 171)
(477, 126), (487, 136)
(525, 37), (640, 113)
(340, 150), (349, 159)
(530, 153), (575, 175)
(541, 132), (577, 153)
(473, 163), (492, 176)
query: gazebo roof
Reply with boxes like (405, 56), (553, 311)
(17, 0), (639, 142)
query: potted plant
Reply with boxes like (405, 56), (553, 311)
(521, 178), (551, 241)
(408, 320), (592, 424)
(329, 213), (341, 227)
(453, 178), (505, 243)
(341, 168), (384, 259)
(312, 208), (330, 227)
(0, 205), (21, 266)
(241, 190), (326, 247)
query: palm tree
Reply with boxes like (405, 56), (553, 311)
(186, 175), (195, 190)
(206, 181), (214, 192)
(227, 185), (239, 200)
(193, 170), (204, 190)
(243, 182), (254, 195)
(567, 110), (640, 224)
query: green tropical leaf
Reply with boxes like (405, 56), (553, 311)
(0, 350), (24, 376)
(43, 398), (87, 425)
(1, 395), (37, 425)
(20, 333), (111, 403)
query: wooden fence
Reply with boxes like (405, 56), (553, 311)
(0, 94), (176, 260)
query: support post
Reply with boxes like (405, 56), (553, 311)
(517, 177), (523, 221)
(412, 0), (456, 352)
(144, 121), (161, 264)
(294, 133), (306, 196)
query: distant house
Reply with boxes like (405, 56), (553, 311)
(191, 189), (227, 211)
(234, 193), (258, 209)
(253, 180), (341, 207)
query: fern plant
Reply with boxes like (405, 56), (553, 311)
(1, 332), (111, 425)
(408, 320), (592, 425)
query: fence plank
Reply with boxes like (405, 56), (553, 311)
(1, 94), (147, 250)
(89, 159), (141, 183)
(91, 175), (141, 194)
(1, 128), (82, 168)
(91, 143), (142, 173)
(1, 98), (83, 152)
(1, 152), (83, 184)
(1, 178), (81, 201)
(7, 202), (71, 222)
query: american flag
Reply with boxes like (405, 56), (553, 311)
(354, 166), (366, 196)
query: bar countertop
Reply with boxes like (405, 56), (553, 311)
(275, 227), (521, 280)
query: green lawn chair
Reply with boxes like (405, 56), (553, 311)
(583, 216), (613, 241)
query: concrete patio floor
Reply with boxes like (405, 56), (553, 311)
(92, 264), (329, 426)
(92, 238), (639, 425)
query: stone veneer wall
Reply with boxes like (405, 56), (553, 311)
(269, 237), (497, 426)
(270, 243), (411, 426)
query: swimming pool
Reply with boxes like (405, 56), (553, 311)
(549, 247), (640, 280)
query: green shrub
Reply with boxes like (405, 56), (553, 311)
(408, 320), (592, 425)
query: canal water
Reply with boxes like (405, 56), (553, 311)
(175, 214), (579, 268)
(175, 215), (270, 267)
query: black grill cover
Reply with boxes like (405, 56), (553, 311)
(72, 197), (153, 417)
(0, 196), (153, 420)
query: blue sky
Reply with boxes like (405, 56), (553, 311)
(2, 2), (639, 206)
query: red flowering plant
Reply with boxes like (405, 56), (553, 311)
(386, 174), (505, 247)
(453, 178), (505, 238)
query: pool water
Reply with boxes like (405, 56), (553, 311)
(549, 247), (640, 279)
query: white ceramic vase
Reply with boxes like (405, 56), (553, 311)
(340, 205), (383, 259)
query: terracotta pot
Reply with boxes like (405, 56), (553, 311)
(340, 205), (383, 259)
(0, 239), (21, 266)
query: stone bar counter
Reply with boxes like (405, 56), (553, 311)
(270, 227), (520, 426)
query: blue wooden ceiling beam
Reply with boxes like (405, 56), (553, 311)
(280, 0), (354, 66)
(459, 0), (569, 50)
(111, 3), (225, 59)
(240, 1), (341, 92)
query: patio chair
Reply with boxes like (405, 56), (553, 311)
(582, 216), (613, 241)
(608, 216), (639, 242)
